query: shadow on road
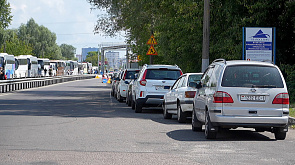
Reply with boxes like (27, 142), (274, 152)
(166, 129), (275, 141)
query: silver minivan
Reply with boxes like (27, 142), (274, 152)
(192, 59), (289, 140)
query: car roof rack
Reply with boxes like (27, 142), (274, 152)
(212, 58), (226, 64)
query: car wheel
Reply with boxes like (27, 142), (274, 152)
(116, 90), (123, 102)
(114, 90), (117, 98)
(205, 111), (217, 139)
(118, 94), (123, 102)
(131, 100), (135, 110)
(192, 108), (202, 132)
(126, 92), (129, 105)
(274, 127), (287, 140)
(177, 103), (186, 123)
(127, 93), (132, 106)
(163, 103), (172, 119)
(111, 88), (114, 96)
(135, 101), (142, 113)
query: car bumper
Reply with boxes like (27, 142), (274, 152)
(136, 95), (164, 107)
(210, 114), (289, 128)
(180, 100), (193, 112)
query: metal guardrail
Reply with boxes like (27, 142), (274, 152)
(0, 75), (96, 93)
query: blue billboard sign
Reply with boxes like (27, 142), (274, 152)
(243, 27), (276, 64)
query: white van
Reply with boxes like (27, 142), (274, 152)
(192, 59), (289, 140)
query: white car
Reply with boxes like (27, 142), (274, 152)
(132, 64), (183, 113)
(192, 59), (289, 140)
(116, 69), (140, 102)
(163, 73), (203, 123)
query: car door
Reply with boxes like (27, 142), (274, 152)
(166, 77), (182, 110)
(195, 66), (215, 122)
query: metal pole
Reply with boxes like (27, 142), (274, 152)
(201, 0), (210, 72)
(101, 49), (105, 74)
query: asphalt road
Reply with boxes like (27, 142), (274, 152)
(0, 78), (295, 165)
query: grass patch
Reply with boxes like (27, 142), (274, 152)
(290, 103), (295, 118)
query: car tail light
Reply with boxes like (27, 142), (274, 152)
(272, 93), (289, 104)
(180, 70), (183, 75)
(139, 79), (147, 86)
(185, 91), (196, 98)
(123, 71), (127, 80)
(140, 91), (144, 97)
(213, 91), (234, 103)
(139, 70), (147, 86)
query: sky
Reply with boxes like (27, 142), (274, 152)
(7, 0), (126, 55)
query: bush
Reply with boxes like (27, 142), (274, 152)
(280, 64), (295, 104)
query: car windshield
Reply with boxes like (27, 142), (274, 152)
(221, 65), (284, 88)
(145, 69), (181, 80)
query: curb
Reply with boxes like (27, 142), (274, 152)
(289, 117), (295, 125)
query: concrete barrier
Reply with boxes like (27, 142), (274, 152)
(0, 75), (95, 93)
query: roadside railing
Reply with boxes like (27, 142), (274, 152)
(0, 75), (96, 93)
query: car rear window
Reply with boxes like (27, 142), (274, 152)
(145, 69), (181, 80)
(125, 70), (139, 79)
(188, 74), (202, 83)
(221, 65), (284, 88)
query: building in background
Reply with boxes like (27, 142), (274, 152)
(105, 51), (120, 69)
(81, 47), (99, 62)
(76, 54), (82, 62)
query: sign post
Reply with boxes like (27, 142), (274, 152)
(146, 34), (158, 64)
(243, 27), (276, 64)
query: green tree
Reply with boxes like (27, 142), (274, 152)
(17, 18), (63, 59)
(85, 51), (99, 66)
(88, 0), (295, 73)
(0, 0), (12, 29)
(0, 29), (33, 55)
(60, 43), (76, 60)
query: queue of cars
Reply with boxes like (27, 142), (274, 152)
(110, 59), (290, 140)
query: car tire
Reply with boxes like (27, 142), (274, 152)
(111, 88), (114, 96)
(177, 103), (186, 123)
(135, 101), (142, 113)
(126, 93), (129, 105)
(192, 108), (202, 132)
(131, 100), (135, 110)
(117, 92), (123, 102)
(274, 127), (287, 140)
(205, 111), (217, 139)
(163, 103), (172, 119)
(127, 93), (132, 106)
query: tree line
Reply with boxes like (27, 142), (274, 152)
(87, 0), (295, 102)
(0, 0), (76, 60)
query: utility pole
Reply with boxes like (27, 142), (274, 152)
(202, 0), (210, 72)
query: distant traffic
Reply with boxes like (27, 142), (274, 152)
(0, 53), (93, 79)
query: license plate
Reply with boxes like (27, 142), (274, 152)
(240, 95), (266, 102)
(155, 86), (163, 90)
(155, 86), (170, 90)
